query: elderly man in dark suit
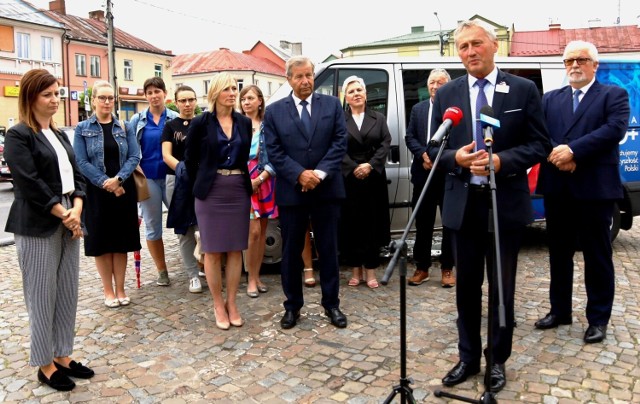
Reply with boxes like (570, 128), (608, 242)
(264, 56), (348, 329)
(428, 20), (550, 392)
(535, 41), (630, 344)
(405, 68), (455, 288)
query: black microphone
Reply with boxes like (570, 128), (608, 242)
(479, 105), (500, 147)
(429, 106), (463, 146)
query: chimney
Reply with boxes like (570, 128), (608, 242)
(291, 42), (302, 56)
(88, 10), (105, 22)
(48, 0), (66, 14)
(549, 23), (561, 30)
(411, 26), (425, 33)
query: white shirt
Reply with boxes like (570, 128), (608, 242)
(42, 128), (75, 194)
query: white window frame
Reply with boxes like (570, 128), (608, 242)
(41, 36), (52, 61)
(90, 55), (100, 77)
(16, 32), (30, 59)
(124, 59), (133, 81)
(154, 63), (162, 78)
(75, 53), (86, 76)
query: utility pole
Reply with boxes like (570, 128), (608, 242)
(434, 12), (444, 57)
(106, 0), (119, 114)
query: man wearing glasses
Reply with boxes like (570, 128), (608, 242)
(535, 41), (630, 344)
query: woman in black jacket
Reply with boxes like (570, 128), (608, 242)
(5, 69), (93, 391)
(340, 76), (391, 289)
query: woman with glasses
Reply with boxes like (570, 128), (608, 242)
(161, 86), (201, 294)
(74, 80), (141, 308)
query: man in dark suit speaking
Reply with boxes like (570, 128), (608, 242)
(535, 41), (630, 344)
(264, 56), (348, 330)
(428, 20), (550, 392)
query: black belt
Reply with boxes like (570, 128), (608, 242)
(469, 183), (491, 192)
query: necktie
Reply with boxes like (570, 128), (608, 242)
(573, 89), (582, 113)
(475, 79), (488, 150)
(300, 100), (312, 134)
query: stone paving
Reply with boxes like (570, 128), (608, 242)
(0, 221), (639, 403)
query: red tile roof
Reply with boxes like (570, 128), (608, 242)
(43, 10), (172, 56)
(511, 25), (640, 56)
(172, 49), (285, 77)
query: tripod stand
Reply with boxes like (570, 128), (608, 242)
(381, 129), (450, 404)
(433, 135), (506, 404)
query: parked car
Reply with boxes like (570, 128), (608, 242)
(0, 134), (11, 185)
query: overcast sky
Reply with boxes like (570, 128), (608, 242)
(28, 0), (640, 62)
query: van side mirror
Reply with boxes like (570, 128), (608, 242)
(389, 145), (400, 163)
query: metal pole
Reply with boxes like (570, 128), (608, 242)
(106, 0), (119, 115)
(434, 12), (444, 57)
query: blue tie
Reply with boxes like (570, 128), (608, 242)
(475, 79), (488, 150)
(573, 89), (582, 113)
(300, 100), (312, 134)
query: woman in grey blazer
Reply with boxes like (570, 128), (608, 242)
(4, 69), (93, 391)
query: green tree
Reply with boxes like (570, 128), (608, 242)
(166, 101), (202, 115)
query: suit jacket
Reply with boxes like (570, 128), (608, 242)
(405, 99), (436, 186)
(341, 108), (391, 248)
(537, 81), (629, 200)
(4, 122), (86, 237)
(428, 70), (551, 231)
(264, 92), (347, 206)
(341, 108), (391, 176)
(184, 111), (252, 200)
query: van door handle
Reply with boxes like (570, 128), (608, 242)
(389, 145), (400, 163)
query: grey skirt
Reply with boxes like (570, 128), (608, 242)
(195, 173), (250, 253)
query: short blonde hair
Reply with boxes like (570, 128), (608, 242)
(207, 72), (237, 112)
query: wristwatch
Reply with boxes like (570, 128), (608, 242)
(116, 176), (123, 184)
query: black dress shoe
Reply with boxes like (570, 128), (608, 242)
(489, 363), (506, 392)
(324, 307), (347, 328)
(280, 310), (300, 329)
(534, 313), (572, 329)
(441, 361), (480, 386)
(584, 325), (607, 343)
(37, 369), (75, 391)
(54, 360), (95, 379)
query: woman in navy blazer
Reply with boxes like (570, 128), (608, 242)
(5, 69), (93, 391)
(184, 72), (252, 330)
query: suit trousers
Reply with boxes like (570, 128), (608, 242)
(279, 202), (341, 312)
(544, 194), (615, 326)
(411, 172), (453, 270)
(452, 189), (521, 365)
(15, 196), (80, 366)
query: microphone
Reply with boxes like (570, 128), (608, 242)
(479, 105), (500, 147)
(429, 106), (464, 146)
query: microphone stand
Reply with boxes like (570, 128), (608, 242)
(381, 131), (450, 404)
(434, 137), (506, 404)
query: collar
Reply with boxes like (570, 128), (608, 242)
(291, 93), (311, 107)
(467, 67), (499, 90)
(572, 77), (596, 95)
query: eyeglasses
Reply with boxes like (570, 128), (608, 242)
(177, 98), (197, 104)
(96, 95), (115, 103)
(563, 58), (592, 67)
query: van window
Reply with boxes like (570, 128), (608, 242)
(401, 69), (466, 128)
(314, 68), (389, 116)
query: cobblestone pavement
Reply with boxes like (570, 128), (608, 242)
(0, 221), (639, 403)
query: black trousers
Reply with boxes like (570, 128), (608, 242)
(279, 202), (341, 312)
(452, 189), (522, 365)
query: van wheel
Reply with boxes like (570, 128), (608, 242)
(610, 204), (621, 242)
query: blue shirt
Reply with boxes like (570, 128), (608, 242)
(140, 109), (167, 179)
(217, 123), (243, 169)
